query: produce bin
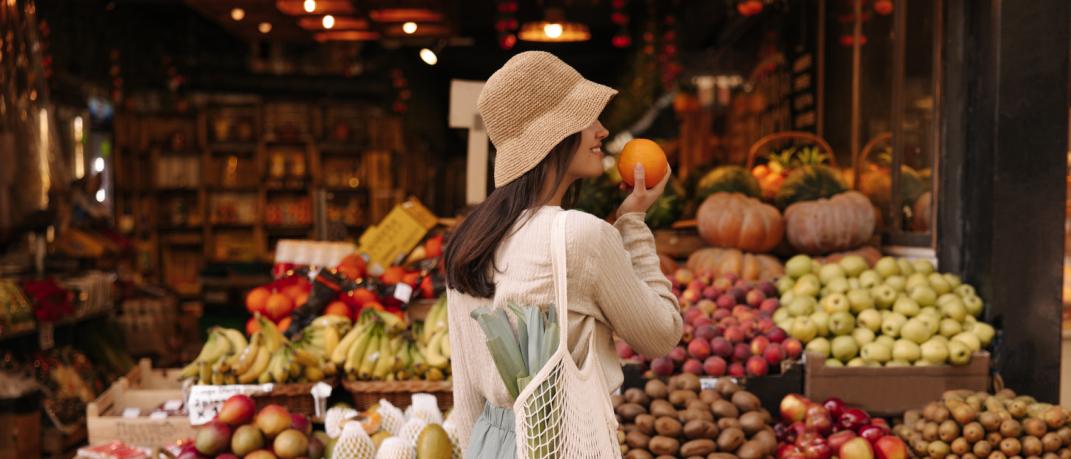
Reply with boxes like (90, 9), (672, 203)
(343, 380), (452, 412)
(653, 227), (704, 259)
(804, 351), (991, 417)
(86, 374), (193, 447)
(743, 360), (805, 413)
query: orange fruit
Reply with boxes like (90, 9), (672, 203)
(350, 288), (377, 306)
(323, 301), (350, 319)
(282, 284), (308, 301)
(245, 317), (261, 335)
(618, 139), (668, 189)
(364, 301), (384, 313)
(293, 292), (309, 307)
(380, 267), (406, 285)
(276, 316), (292, 331)
(246, 287), (271, 315)
(424, 236), (444, 258)
(264, 293), (295, 321)
(337, 254), (367, 280)
(402, 272), (421, 287)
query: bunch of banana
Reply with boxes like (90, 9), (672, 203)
(415, 296), (451, 380)
(180, 326), (249, 385)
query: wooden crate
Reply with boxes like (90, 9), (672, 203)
(86, 360), (192, 447)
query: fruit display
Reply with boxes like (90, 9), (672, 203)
(189, 395), (327, 459)
(632, 272), (801, 378)
(686, 248), (785, 282)
(775, 254), (995, 367)
(696, 192), (784, 253)
(751, 146), (831, 201)
(619, 138), (670, 189)
(696, 165), (763, 201)
(895, 388), (1071, 459)
(774, 165), (848, 210)
(783, 191), (876, 256)
(774, 393), (909, 459)
(332, 296), (451, 382)
(323, 395), (460, 459)
(614, 374), (778, 459)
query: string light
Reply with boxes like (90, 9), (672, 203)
(402, 21), (417, 34)
(322, 15), (335, 29)
(419, 48), (437, 65)
(543, 23), (563, 38)
(258, 22), (272, 34)
(230, 8), (245, 21)
(303, 0), (316, 13)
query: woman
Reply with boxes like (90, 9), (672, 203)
(444, 51), (683, 458)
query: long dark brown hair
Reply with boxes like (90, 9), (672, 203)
(444, 133), (582, 298)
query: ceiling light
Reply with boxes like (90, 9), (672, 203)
(543, 23), (563, 39)
(93, 157), (105, 173)
(419, 48), (437, 66)
(519, 8), (590, 42)
(402, 21), (418, 34)
(303, 0), (316, 13)
(322, 15), (335, 29)
(230, 8), (245, 21)
(95, 189), (106, 203)
(258, 22), (272, 34)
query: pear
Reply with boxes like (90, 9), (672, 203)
(885, 275), (907, 292)
(893, 339), (922, 362)
(859, 270), (883, 289)
(881, 312), (908, 338)
(875, 257), (900, 277)
(894, 296), (921, 317)
(912, 259), (936, 274)
(806, 337), (831, 358)
(819, 263), (848, 285)
(921, 338), (950, 364)
(939, 318), (963, 338)
(852, 327), (877, 346)
(857, 309), (883, 332)
(809, 311), (830, 337)
(969, 322), (995, 346)
(875, 335), (896, 350)
(861, 342), (892, 364)
(897, 258), (916, 276)
(785, 255), (814, 279)
(901, 319), (934, 344)
(952, 332), (982, 353)
(839, 255), (869, 277)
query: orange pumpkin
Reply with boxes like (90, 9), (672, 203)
(685, 247), (784, 281)
(816, 246), (882, 267)
(783, 191), (876, 255)
(695, 192), (784, 253)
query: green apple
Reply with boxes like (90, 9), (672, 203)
(937, 293), (960, 307)
(839, 255), (869, 277)
(831, 335), (860, 361)
(940, 300), (968, 322)
(915, 314), (940, 335)
(825, 358), (845, 367)
(885, 275), (907, 292)
(788, 297), (817, 317)
(893, 296), (921, 317)
(786, 255), (813, 279)
(906, 273), (930, 291)
(806, 337), (831, 358)
(874, 257), (900, 278)
(880, 310), (892, 320)
(823, 277), (850, 295)
(962, 295), (983, 318)
(773, 308), (791, 324)
(928, 335), (949, 346)
(928, 273), (952, 295)
(790, 317), (818, 342)
(920, 338), (949, 364)
(852, 327), (876, 346)
(792, 280), (820, 298)
(810, 311), (830, 337)
(857, 309), (883, 332)
(909, 285), (938, 307)
(777, 277), (796, 294)
(847, 289), (875, 314)
(847, 357), (867, 367)
(897, 258), (916, 276)
(859, 270), (883, 289)
(969, 322), (995, 346)
(821, 293), (851, 314)
(955, 284), (976, 298)
(919, 307), (941, 319)
(914, 360), (937, 367)
(847, 278), (861, 290)
(952, 332), (981, 353)
(881, 312), (908, 338)
(900, 318), (933, 344)
(943, 273), (962, 289)
(861, 342), (892, 364)
(939, 318), (963, 338)
(819, 263), (847, 285)
(828, 311), (856, 336)
(947, 340), (972, 365)
(886, 360), (911, 367)
(892, 339), (922, 362)
(911, 259), (935, 274)
(871, 285), (898, 309)
(780, 292), (796, 306)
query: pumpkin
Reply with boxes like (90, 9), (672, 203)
(775, 165), (847, 209)
(817, 246), (882, 267)
(686, 247), (784, 281)
(696, 192), (784, 253)
(911, 191), (932, 232)
(695, 166), (762, 200)
(783, 191), (876, 255)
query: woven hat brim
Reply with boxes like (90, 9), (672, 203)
(493, 80), (618, 188)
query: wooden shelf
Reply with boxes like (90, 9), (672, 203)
(0, 309), (113, 343)
(211, 222), (256, 229)
(207, 186), (259, 192)
(156, 187), (200, 193)
(208, 142), (258, 152)
(319, 143), (366, 154)
(265, 224), (313, 233)
(325, 187), (368, 194)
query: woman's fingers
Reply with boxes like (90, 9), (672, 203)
(633, 164), (646, 192)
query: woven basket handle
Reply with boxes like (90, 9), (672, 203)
(854, 132), (893, 190)
(746, 131), (836, 169)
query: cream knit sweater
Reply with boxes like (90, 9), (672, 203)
(446, 206), (683, 450)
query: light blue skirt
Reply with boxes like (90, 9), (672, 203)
(464, 402), (517, 459)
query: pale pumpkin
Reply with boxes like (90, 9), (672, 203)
(695, 192), (784, 253)
(817, 246), (882, 267)
(686, 247), (784, 281)
(783, 191), (876, 255)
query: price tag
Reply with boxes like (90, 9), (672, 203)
(700, 376), (740, 390)
(163, 400), (184, 412)
(122, 407), (141, 418)
(187, 384), (273, 425)
(149, 411), (169, 420)
(38, 322), (54, 350)
(393, 283), (413, 303)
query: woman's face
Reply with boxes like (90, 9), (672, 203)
(566, 120), (609, 179)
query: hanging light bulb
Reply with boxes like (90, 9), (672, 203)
(419, 48), (438, 65)
(258, 22), (272, 34)
(543, 23), (563, 39)
(303, 0), (316, 13)
(230, 8), (245, 21)
(93, 157), (105, 173)
(402, 21), (418, 34)
(322, 15), (335, 29)
(95, 189), (106, 203)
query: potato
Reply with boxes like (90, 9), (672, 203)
(717, 427), (746, 452)
(634, 414), (656, 435)
(655, 416), (683, 437)
(712, 399), (740, 419)
(645, 379), (669, 400)
(670, 390), (699, 407)
(732, 391), (762, 413)
(618, 403), (648, 421)
(717, 417), (743, 430)
(739, 411), (766, 435)
(684, 419), (719, 440)
(625, 449), (654, 459)
(649, 436), (681, 456)
(680, 409), (714, 423)
(651, 399), (677, 418)
(680, 439), (717, 456)
(737, 440), (768, 459)
(626, 431), (651, 449)
(699, 389), (721, 405)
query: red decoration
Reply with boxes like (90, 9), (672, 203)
(874, 0), (893, 15)
(738, 0), (763, 16)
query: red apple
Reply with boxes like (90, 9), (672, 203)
(733, 342), (751, 362)
(674, 269), (695, 286)
(839, 437), (875, 459)
(682, 288), (701, 304)
(758, 280), (778, 297)
(724, 326), (745, 343)
(697, 299), (717, 315)
(746, 289), (766, 307)
(784, 338), (803, 358)
(873, 435), (909, 459)
(695, 324), (718, 342)
(778, 444), (801, 459)
(713, 308), (732, 321)
(710, 337), (733, 358)
(683, 307), (704, 324)
(728, 362), (745, 377)
(746, 355), (768, 376)
(751, 336), (771, 356)
(758, 317), (776, 333)
(216, 455), (239, 459)
(828, 430), (858, 452)
(870, 418), (890, 429)
(702, 286), (719, 300)
(682, 358), (704, 375)
(289, 413), (311, 435)
(218, 394), (256, 426)
(255, 405), (292, 439)
(780, 394), (812, 423)
(716, 294), (736, 309)
(765, 342), (785, 366)
(615, 340), (636, 359)
(689, 279), (705, 292)
(681, 324), (694, 342)
(767, 326), (788, 343)
(729, 287), (747, 303)
(650, 356), (674, 376)
(713, 277), (732, 290)
(668, 346), (687, 363)
(806, 405), (833, 435)
(822, 397), (846, 419)
(859, 425), (886, 445)
(839, 408), (872, 433)
(195, 420), (233, 456)
(693, 316), (713, 328)
(801, 437), (834, 459)
(688, 339), (712, 360)
(703, 356), (727, 376)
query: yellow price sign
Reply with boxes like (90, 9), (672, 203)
(358, 198), (438, 273)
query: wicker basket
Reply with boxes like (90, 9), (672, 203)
(745, 131), (837, 169)
(251, 381), (323, 416)
(343, 380), (452, 412)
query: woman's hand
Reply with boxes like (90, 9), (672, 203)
(616, 163), (672, 217)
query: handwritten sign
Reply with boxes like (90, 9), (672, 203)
(187, 384), (274, 425)
(358, 199), (438, 274)
(700, 377), (740, 390)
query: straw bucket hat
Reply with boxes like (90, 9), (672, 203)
(478, 51), (618, 188)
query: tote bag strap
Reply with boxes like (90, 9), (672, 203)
(550, 211), (570, 347)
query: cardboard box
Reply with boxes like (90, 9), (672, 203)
(86, 360), (192, 447)
(804, 351), (991, 416)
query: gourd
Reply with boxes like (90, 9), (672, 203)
(685, 248), (784, 281)
(695, 192), (783, 253)
(774, 165), (847, 209)
(783, 191), (876, 255)
(695, 166), (762, 201)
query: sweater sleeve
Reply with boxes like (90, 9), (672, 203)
(446, 291), (484, 451)
(578, 211), (682, 358)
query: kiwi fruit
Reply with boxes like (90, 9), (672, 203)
(650, 399), (677, 418)
(613, 394), (625, 409)
(634, 414), (656, 435)
(680, 409), (714, 423)
(654, 416), (683, 437)
(714, 378), (740, 397)
(731, 391), (762, 413)
(752, 429), (777, 453)
(1003, 420), (1025, 438)
(686, 399), (710, 413)
(924, 422), (941, 441)
(1023, 436), (1044, 457)
(941, 420), (963, 442)
(929, 440), (952, 459)
(1043, 434), (1064, 453)
(739, 412), (766, 436)
(758, 409), (774, 425)
(644, 379), (668, 400)
(1025, 418), (1050, 438)
(626, 388), (650, 406)
(711, 400), (740, 419)
(618, 403), (648, 421)
(964, 423), (987, 443)
(717, 417), (742, 431)
(973, 440), (994, 457)
(624, 449), (654, 459)
(1001, 438), (1023, 456)
(951, 438), (971, 455)
(648, 435), (680, 456)
(736, 440), (767, 459)
(626, 430), (652, 449)
(716, 427), (745, 452)
(683, 419), (718, 439)
(981, 412), (1004, 432)
(672, 373), (701, 392)
(669, 390), (698, 407)
(698, 389), (720, 405)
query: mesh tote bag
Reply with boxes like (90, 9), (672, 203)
(512, 212), (621, 459)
